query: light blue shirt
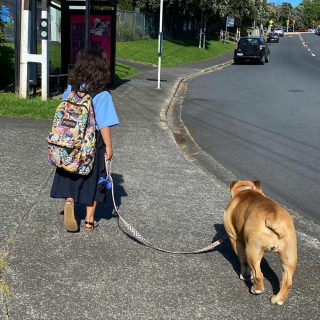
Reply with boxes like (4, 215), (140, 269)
(62, 85), (119, 130)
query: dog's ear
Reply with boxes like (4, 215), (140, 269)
(229, 180), (238, 190)
(253, 180), (261, 189)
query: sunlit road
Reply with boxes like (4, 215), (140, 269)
(182, 33), (320, 224)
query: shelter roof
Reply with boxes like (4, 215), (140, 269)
(56, 0), (125, 5)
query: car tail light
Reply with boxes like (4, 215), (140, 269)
(236, 44), (238, 50)
(260, 45), (263, 50)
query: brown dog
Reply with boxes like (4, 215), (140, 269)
(223, 180), (297, 305)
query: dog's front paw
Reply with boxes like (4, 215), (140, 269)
(240, 272), (253, 281)
(250, 286), (264, 295)
(271, 295), (284, 305)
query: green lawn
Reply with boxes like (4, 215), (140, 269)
(0, 93), (60, 119)
(0, 38), (235, 119)
(116, 38), (235, 67)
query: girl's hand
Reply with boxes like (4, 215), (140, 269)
(105, 146), (113, 160)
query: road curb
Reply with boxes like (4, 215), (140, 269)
(160, 60), (236, 189)
(159, 60), (233, 128)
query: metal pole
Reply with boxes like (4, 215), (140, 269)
(19, 0), (29, 98)
(199, 10), (203, 48)
(202, 14), (206, 49)
(224, 17), (228, 44)
(157, 0), (163, 89)
(14, 0), (21, 94)
(85, 0), (90, 49)
(40, 0), (49, 100)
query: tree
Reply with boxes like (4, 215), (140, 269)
(300, 0), (320, 28)
(277, 2), (293, 26)
(0, 6), (5, 45)
(118, 0), (135, 11)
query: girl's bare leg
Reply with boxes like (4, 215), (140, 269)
(85, 201), (98, 230)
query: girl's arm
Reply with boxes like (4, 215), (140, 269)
(100, 126), (113, 160)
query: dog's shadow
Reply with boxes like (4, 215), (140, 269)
(212, 223), (280, 295)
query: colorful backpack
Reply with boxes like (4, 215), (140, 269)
(47, 91), (97, 175)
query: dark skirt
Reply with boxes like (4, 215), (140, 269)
(50, 132), (108, 204)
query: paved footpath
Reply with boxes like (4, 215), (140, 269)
(0, 51), (319, 319)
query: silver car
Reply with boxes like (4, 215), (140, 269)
(274, 28), (284, 37)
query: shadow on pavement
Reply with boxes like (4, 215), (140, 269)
(212, 223), (280, 295)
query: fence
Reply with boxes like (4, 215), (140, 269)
(144, 12), (198, 40)
(2, 5), (227, 43)
(116, 10), (198, 41)
(116, 10), (145, 42)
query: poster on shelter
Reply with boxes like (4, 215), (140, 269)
(70, 15), (111, 66)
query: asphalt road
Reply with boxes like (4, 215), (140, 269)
(182, 33), (320, 224)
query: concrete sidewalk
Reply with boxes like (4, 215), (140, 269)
(1, 51), (319, 319)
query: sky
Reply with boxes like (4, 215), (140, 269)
(278, 1), (302, 6)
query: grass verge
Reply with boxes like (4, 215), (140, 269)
(0, 38), (234, 119)
(116, 38), (235, 67)
(0, 60), (139, 119)
(0, 93), (59, 119)
(115, 61), (140, 81)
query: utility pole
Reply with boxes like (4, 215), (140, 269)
(293, 19), (295, 32)
(157, 0), (163, 89)
(202, 14), (206, 49)
(199, 9), (203, 48)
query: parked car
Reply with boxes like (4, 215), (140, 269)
(233, 36), (270, 65)
(296, 28), (308, 32)
(274, 28), (284, 37)
(267, 32), (279, 43)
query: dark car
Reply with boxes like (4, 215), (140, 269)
(233, 36), (270, 65)
(267, 32), (279, 43)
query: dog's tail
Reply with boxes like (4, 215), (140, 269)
(265, 212), (286, 239)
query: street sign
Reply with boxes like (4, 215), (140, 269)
(287, 20), (289, 25)
(227, 16), (235, 27)
(269, 20), (273, 25)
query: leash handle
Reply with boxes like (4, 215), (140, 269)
(104, 155), (111, 174)
(105, 158), (224, 254)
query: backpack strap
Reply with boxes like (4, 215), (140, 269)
(71, 89), (102, 145)
(86, 91), (102, 146)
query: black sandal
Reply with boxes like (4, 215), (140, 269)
(84, 220), (99, 231)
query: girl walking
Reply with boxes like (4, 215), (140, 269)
(50, 49), (119, 232)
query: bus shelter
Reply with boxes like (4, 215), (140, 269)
(16, 0), (120, 99)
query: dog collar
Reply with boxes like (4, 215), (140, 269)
(235, 186), (258, 194)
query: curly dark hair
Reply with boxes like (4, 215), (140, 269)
(70, 49), (111, 92)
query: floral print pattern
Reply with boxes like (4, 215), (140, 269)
(47, 91), (96, 175)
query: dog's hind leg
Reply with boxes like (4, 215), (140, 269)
(229, 238), (252, 280)
(246, 246), (265, 294)
(271, 248), (297, 305)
